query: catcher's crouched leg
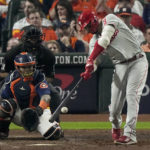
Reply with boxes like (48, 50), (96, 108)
(37, 109), (62, 140)
(0, 98), (17, 138)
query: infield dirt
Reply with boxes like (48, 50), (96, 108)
(1, 114), (150, 150)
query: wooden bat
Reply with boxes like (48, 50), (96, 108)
(49, 77), (83, 122)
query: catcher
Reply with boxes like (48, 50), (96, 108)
(0, 52), (61, 139)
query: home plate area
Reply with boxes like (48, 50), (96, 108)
(1, 114), (150, 150)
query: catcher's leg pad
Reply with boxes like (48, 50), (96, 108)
(0, 98), (17, 119)
(0, 120), (10, 138)
(37, 109), (61, 140)
(21, 108), (39, 132)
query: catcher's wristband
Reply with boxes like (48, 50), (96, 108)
(39, 100), (49, 110)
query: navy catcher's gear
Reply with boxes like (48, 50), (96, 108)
(13, 80), (31, 109)
(0, 121), (10, 138)
(21, 108), (39, 132)
(0, 99), (17, 118)
(14, 52), (36, 78)
(14, 52), (36, 67)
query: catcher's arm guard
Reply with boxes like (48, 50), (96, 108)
(21, 108), (39, 132)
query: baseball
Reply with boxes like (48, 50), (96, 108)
(61, 107), (68, 113)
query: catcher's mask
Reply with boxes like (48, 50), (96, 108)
(20, 25), (44, 45)
(14, 52), (36, 79)
(78, 10), (99, 34)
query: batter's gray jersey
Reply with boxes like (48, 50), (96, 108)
(89, 14), (145, 64)
(90, 14), (148, 142)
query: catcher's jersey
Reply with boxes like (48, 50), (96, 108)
(89, 14), (144, 64)
(1, 70), (50, 109)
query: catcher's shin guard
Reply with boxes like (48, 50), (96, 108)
(0, 98), (17, 138)
(0, 120), (11, 138)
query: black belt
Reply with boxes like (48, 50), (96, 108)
(119, 54), (144, 64)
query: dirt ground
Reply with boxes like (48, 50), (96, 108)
(1, 114), (150, 150)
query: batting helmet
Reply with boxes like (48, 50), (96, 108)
(78, 10), (99, 33)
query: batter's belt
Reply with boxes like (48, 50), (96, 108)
(119, 53), (144, 64)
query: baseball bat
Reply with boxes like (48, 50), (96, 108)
(49, 77), (83, 122)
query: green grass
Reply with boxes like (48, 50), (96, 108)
(10, 122), (150, 130)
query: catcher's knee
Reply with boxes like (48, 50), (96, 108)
(43, 122), (62, 140)
(0, 99), (17, 118)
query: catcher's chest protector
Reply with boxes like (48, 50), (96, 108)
(11, 78), (37, 109)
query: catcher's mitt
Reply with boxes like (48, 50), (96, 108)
(21, 108), (39, 132)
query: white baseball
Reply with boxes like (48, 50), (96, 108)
(61, 107), (68, 113)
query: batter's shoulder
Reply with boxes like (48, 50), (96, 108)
(105, 13), (118, 20)
(103, 13), (120, 27)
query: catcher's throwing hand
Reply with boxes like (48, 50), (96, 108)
(21, 108), (39, 132)
(80, 58), (94, 80)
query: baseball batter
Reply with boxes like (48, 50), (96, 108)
(78, 10), (148, 145)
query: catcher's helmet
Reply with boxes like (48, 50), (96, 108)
(78, 10), (99, 33)
(14, 52), (36, 67)
(14, 52), (36, 78)
(21, 25), (44, 43)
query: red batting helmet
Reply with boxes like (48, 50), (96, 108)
(78, 10), (99, 33)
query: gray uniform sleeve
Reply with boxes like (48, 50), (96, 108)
(102, 14), (119, 28)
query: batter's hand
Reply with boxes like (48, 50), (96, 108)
(80, 58), (94, 80)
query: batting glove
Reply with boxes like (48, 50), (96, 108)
(80, 58), (94, 80)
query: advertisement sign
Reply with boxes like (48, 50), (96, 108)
(139, 70), (150, 114)
(53, 66), (98, 114)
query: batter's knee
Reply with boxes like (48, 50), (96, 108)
(0, 98), (17, 119)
